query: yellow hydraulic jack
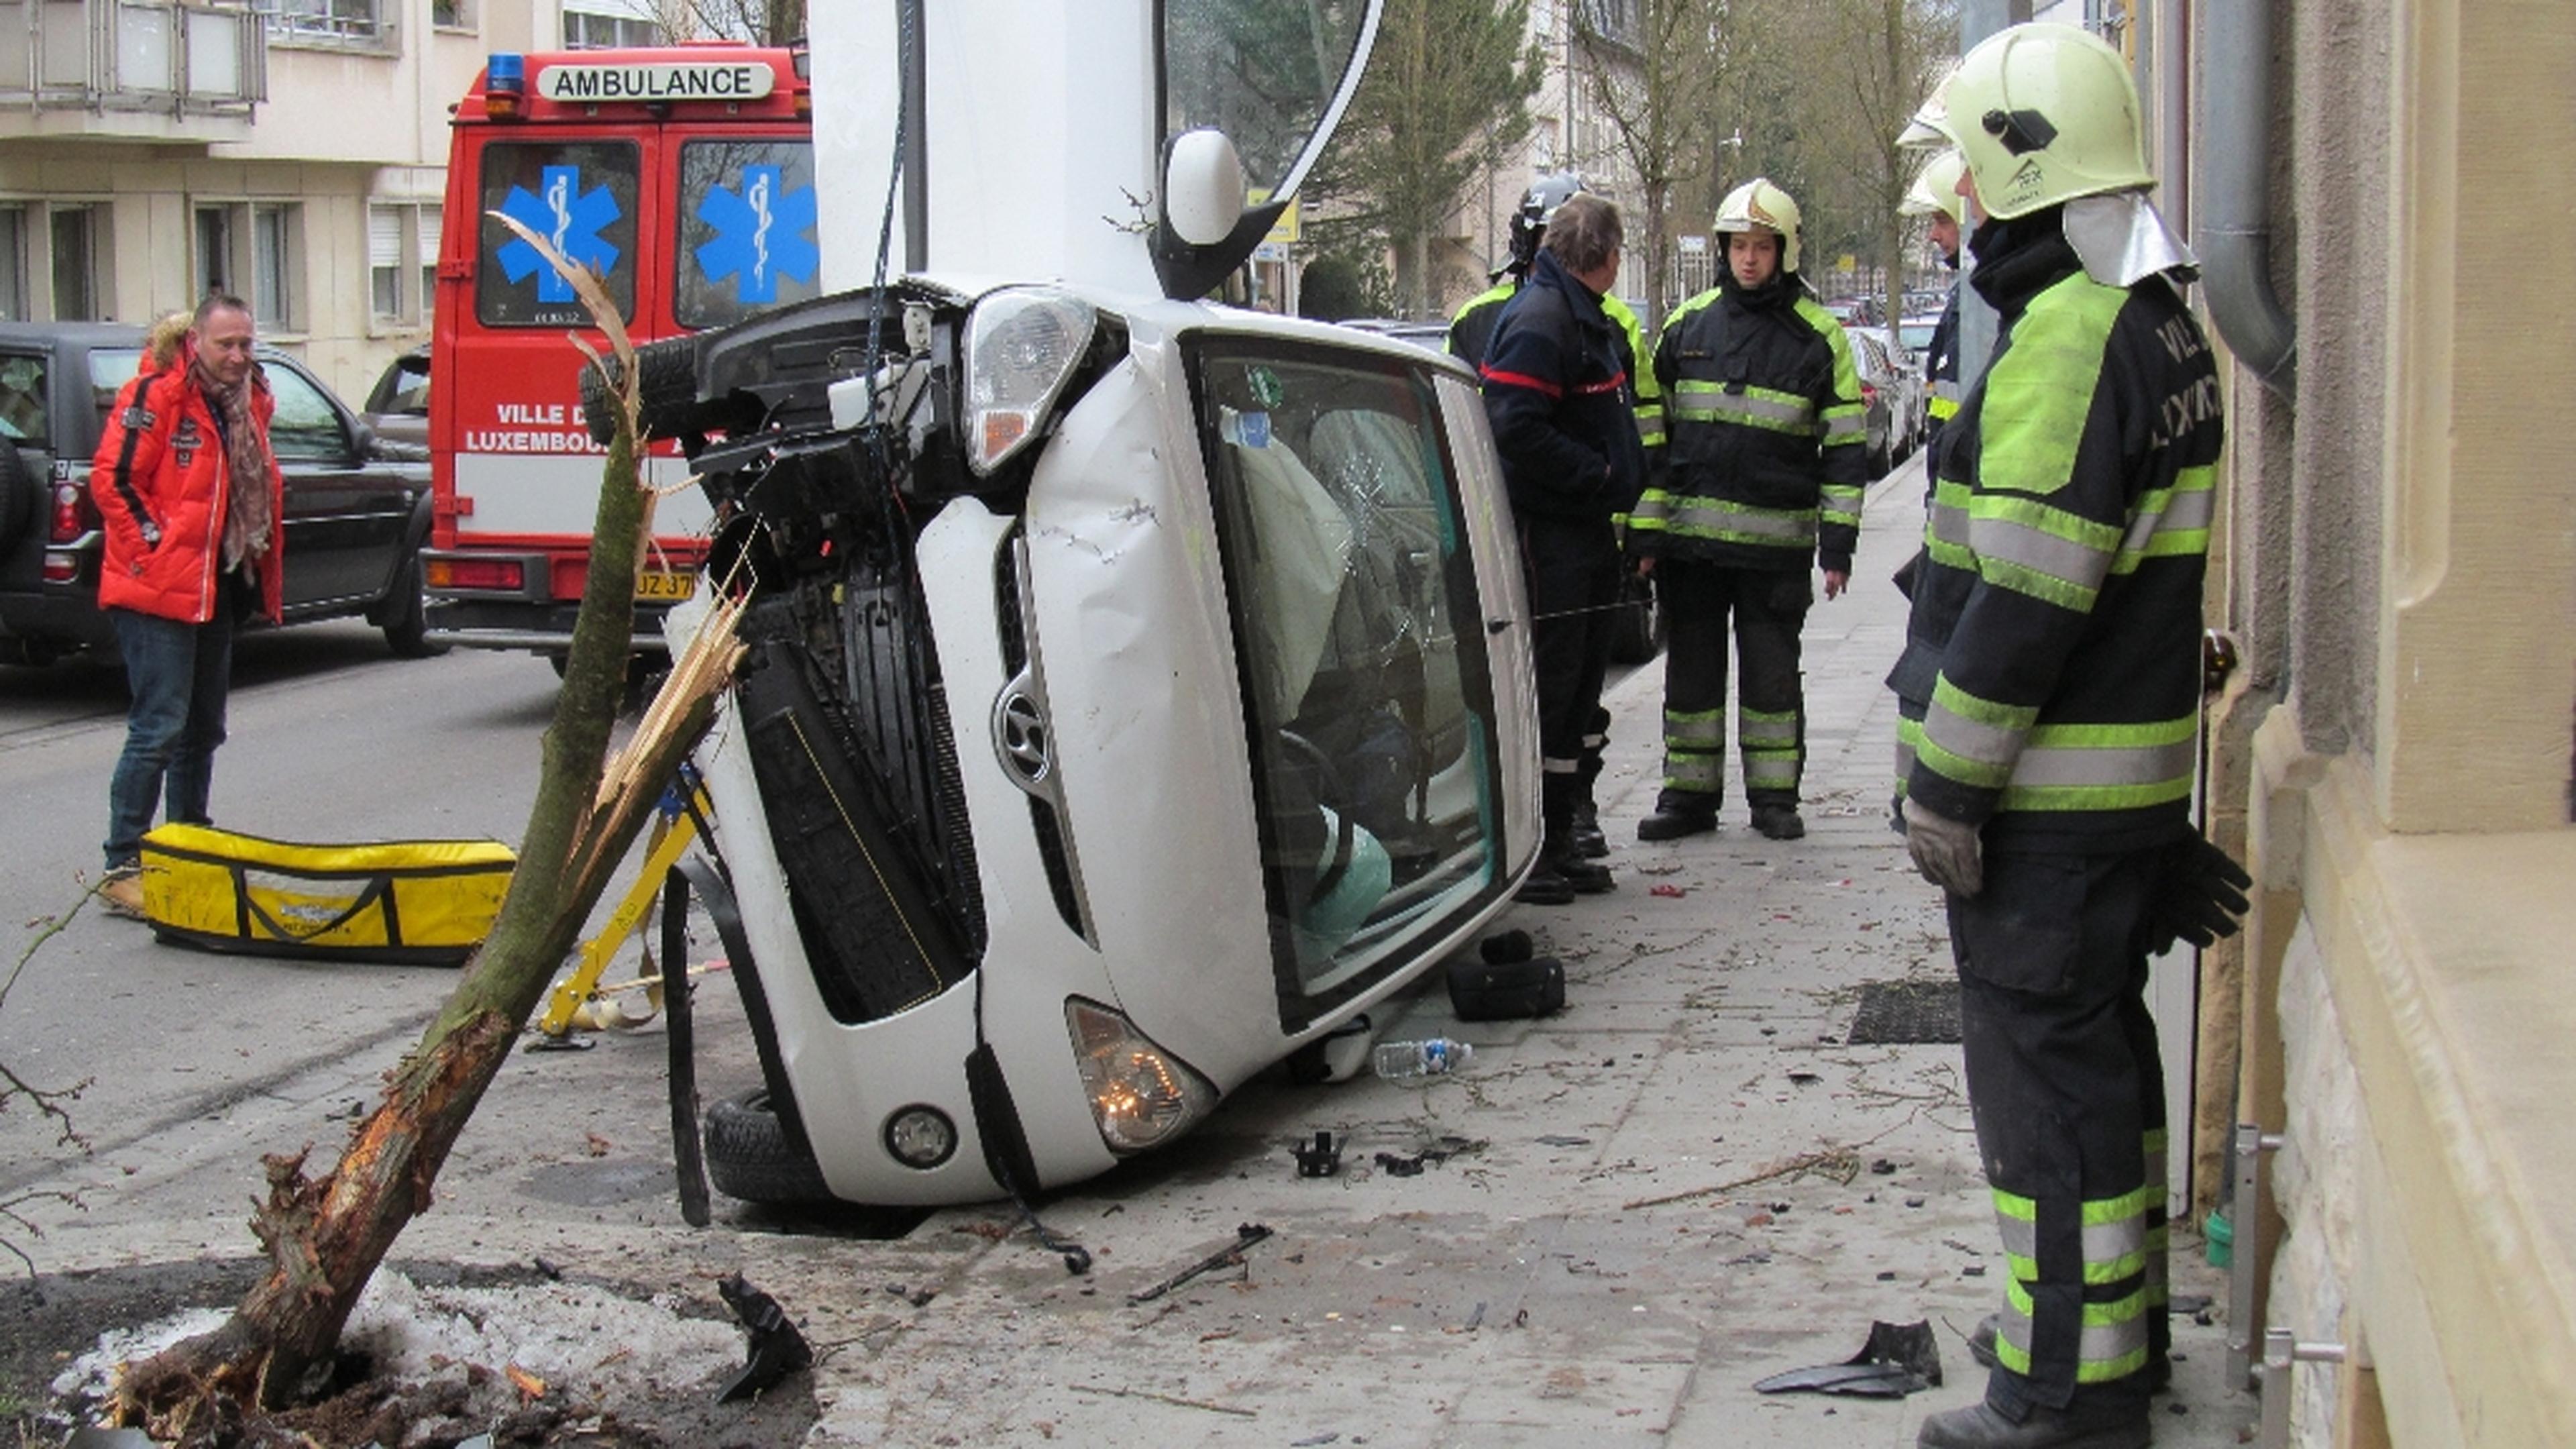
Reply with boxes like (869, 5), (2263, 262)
(531, 769), (712, 1049)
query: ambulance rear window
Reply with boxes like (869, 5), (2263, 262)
(673, 139), (821, 329)
(476, 141), (641, 327)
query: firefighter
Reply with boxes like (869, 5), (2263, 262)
(1894, 23), (2247, 1449)
(1453, 174), (1663, 861)
(1476, 192), (1646, 904)
(1901, 148), (1968, 464)
(1628, 178), (1866, 844)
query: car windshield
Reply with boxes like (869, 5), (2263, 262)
(0, 353), (48, 447)
(1161, 0), (1373, 199)
(373, 354), (431, 416)
(1193, 337), (1501, 1014)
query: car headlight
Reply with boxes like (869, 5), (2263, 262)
(1065, 999), (1217, 1155)
(965, 286), (1097, 476)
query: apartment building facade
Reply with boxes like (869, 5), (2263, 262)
(0, 0), (665, 398)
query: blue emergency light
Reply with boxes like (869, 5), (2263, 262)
(484, 52), (526, 118)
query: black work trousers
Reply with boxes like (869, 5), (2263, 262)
(1947, 846), (2171, 1419)
(1522, 517), (1621, 851)
(1653, 559), (1809, 814)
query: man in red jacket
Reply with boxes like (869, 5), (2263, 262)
(92, 294), (284, 918)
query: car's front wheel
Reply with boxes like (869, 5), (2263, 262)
(703, 1089), (837, 1207)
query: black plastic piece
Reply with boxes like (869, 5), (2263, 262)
(1753, 1319), (1944, 1397)
(1446, 953), (1565, 1021)
(1293, 1130), (1342, 1178)
(716, 1274), (814, 1402)
(1150, 200), (1289, 302)
(661, 864), (709, 1228)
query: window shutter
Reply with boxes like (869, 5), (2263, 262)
(416, 203), (441, 258)
(368, 206), (400, 268)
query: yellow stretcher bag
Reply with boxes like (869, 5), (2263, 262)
(138, 823), (516, 967)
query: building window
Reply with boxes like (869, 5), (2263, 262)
(50, 205), (101, 321)
(369, 201), (441, 325)
(431, 0), (472, 27)
(564, 7), (663, 50)
(252, 203), (299, 331)
(196, 205), (236, 298)
(266, 0), (386, 44)
(0, 209), (25, 322)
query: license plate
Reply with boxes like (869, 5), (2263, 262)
(635, 569), (697, 602)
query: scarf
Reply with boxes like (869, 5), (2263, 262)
(196, 358), (274, 573)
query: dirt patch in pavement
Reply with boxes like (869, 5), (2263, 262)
(1, 1256), (819, 1447)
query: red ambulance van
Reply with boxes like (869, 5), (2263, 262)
(421, 44), (813, 662)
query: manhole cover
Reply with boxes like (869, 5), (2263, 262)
(1847, 978), (1962, 1044)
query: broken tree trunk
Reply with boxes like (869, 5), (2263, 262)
(113, 238), (743, 1430)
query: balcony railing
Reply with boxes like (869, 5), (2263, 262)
(0, 1), (269, 118)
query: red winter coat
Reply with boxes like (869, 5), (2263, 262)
(91, 336), (284, 626)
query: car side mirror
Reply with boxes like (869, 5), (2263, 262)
(1149, 129), (1286, 302)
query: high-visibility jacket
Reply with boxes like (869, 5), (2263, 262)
(1896, 217), (2222, 853)
(1453, 277), (1664, 454)
(1631, 274), (1868, 573)
(91, 340), (284, 627)
(1476, 250), (1650, 525)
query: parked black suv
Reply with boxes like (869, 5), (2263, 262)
(0, 322), (440, 666)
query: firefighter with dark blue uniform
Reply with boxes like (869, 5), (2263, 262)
(1474, 193), (1647, 904)
(1629, 178), (1868, 845)
(1453, 174), (1663, 863)
(1894, 23), (2249, 1449)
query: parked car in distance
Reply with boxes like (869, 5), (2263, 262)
(1898, 312), (1941, 356)
(362, 343), (431, 455)
(1847, 326), (1921, 470)
(1836, 327), (1901, 474)
(0, 321), (441, 666)
(1331, 317), (1452, 352)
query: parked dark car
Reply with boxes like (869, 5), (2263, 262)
(0, 321), (440, 666)
(361, 342), (431, 455)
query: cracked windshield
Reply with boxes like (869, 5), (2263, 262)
(1196, 342), (1499, 1005)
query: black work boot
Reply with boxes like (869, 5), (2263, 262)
(1915, 1399), (2149, 1449)
(1514, 863), (1576, 906)
(1569, 800), (1609, 859)
(1636, 793), (1717, 842)
(1554, 852), (1615, 894)
(1750, 802), (1806, 840)
(1966, 1316), (2170, 1395)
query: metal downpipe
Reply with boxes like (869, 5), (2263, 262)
(2193, 0), (2298, 398)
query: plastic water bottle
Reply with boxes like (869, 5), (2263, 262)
(1373, 1037), (1474, 1081)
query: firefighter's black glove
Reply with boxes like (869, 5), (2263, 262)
(2150, 835), (2253, 951)
(1902, 798), (1983, 898)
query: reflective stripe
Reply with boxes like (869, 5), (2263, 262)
(1931, 378), (1964, 402)
(1665, 706), (1726, 748)
(1542, 756), (1580, 773)
(1820, 402), (1867, 445)
(1821, 482), (1864, 529)
(1893, 729), (1918, 796)
(1999, 1279), (2153, 1383)
(1927, 395), (1961, 421)
(1743, 753), (1800, 789)
(1737, 706), (1798, 749)
(1627, 491), (1817, 547)
(1919, 678), (2040, 788)
(1967, 490), (2122, 612)
(1635, 399), (1667, 448)
(1671, 380), (1821, 435)
(1664, 754), (1725, 792)
(2110, 465), (2215, 572)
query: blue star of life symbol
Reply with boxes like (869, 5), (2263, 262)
(694, 166), (818, 305)
(497, 165), (621, 303)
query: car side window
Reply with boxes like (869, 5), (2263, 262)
(0, 353), (48, 446)
(262, 364), (350, 463)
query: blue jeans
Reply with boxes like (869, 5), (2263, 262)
(104, 593), (236, 870)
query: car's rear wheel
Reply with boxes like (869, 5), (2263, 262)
(381, 551), (446, 659)
(0, 438), (34, 554)
(703, 1088), (837, 1206)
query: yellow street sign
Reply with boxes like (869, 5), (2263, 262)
(1250, 188), (1301, 245)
